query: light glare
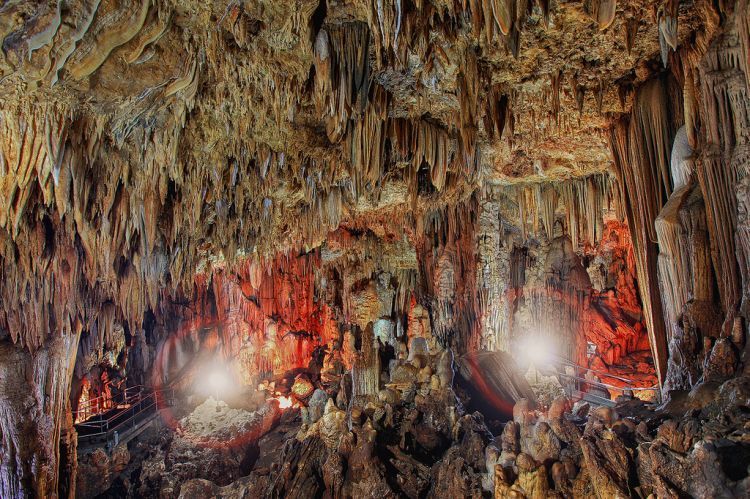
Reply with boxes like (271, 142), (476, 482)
(208, 370), (230, 393)
(518, 334), (556, 367)
(275, 396), (293, 409)
(196, 362), (235, 401)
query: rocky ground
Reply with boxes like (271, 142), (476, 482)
(77, 347), (750, 499)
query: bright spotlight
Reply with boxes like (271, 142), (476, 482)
(518, 333), (556, 370)
(275, 396), (293, 409)
(197, 363), (234, 401)
(208, 370), (230, 394)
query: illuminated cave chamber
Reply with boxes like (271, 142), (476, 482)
(1, 0), (750, 498)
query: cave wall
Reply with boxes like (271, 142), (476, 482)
(609, 0), (750, 389)
(475, 174), (653, 383)
(0, 334), (79, 498)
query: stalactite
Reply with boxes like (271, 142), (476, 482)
(658, 0), (679, 67)
(655, 184), (695, 339)
(511, 174), (612, 249)
(537, 184), (559, 241)
(583, 0), (617, 30)
(573, 77), (586, 119)
(314, 22), (371, 144)
(483, 87), (510, 142)
(739, 0), (750, 88)
(538, 0), (551, 27)
(620, 76), (676, 242)
(625, 14), (639, 54)
(476, 194), (514, 352)
(695, 26), (749, 312)
(457, 49), (480, 174)
(697, 152), (742, 311)
(551, 70), (562, 126)
(493, 0), (516, 37)
(417, 196), (481, 352)
(683, 65), (698, 148)
(517, 186), (532, 240)
(390, 118), (453, 191)
(609, 74), (680, 384)
(348, 84), (389, 195)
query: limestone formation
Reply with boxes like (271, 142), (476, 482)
(0, 0), (748, 497)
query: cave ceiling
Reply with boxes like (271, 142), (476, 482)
(0, 0), (713, 346)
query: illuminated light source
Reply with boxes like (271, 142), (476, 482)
(518, 333), (557, 370)
(208, 370), (230, 395)
(197, 364), (234, 401)
(275, 396), (293, 409)
(291, 375), (314, 399)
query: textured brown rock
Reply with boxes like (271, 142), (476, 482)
(515, 452), (550, 499)
(580, 426), (633, 498)
(704, 338), (740, 381)
(428, 447), (485, 499)
(527, 421), (562, 463)
(76, 446), (130, 499)
(0, 335), (79, 498)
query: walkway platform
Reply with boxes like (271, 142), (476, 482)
(74, 388), (173, 453)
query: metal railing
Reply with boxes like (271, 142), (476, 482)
(548, 356), (661, 405)
(74, 379), (117, 422)
(75, 388), (173, 446)
(74, 380), (137, 423)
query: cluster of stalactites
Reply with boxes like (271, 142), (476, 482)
(314, 20), (474, 201)
(509, 173), (616, 249)
(314, 22), (371, 144)
(0, 98), (337, 350)
(0, 104), (155, 348)
(695, 21), (749, 312)
(361, 0), (646, 63)
(417, 195), (482, 352)
(160, 251), (339, 381)
(465, 0), (550, 56)
(320, 227), (419, 322)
